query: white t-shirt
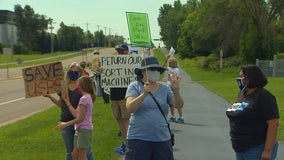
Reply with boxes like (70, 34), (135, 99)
(167, 67), (181, 87)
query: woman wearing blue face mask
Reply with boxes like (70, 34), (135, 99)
(43, 62), (94, 160)
(226, 65), (279, 160)
(124, 56), (183, 160)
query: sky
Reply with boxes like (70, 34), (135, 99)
(0, 0), (187, 46)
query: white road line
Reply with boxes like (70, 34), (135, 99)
(0, 97), (25, 106)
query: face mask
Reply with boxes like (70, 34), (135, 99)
(69, 72), (79, 81)
(81, 64), (86, 69)
(236, 77), (245, 91)
(147, 70), (160, 82)
(168, 62), (173, 68)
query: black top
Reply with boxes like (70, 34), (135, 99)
(226, 88), (279, 152)
(60, 87), (82, 122)
(110, 88), (127, 100)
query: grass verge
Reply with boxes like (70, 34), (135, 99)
(0, 97), (122, 160)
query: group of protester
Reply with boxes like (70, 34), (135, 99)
(43, 44), (280, 160)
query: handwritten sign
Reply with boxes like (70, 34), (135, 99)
(100, 55), (142, 88)
(126, 12), (152, 48)
(22, 62), (64, 98)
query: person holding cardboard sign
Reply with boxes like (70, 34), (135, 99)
(124, 56), (182, 160)
(111, 44), (131, 155)
(43, 62), (94, 160)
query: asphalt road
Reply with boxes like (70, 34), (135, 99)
(0, 48), (115, 127)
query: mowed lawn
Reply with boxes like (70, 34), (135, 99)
(0, 97), (122, 160)
(0, 48), (283, 160)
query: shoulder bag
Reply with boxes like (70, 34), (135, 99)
(149, 92), (175, 146)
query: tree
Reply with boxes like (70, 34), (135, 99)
(57, 22), (84, 51)
(164, 0), (284, 62)
(13, 4), (50, 53)
(239, 0), (284, 62)
(158, 0), (188, 50)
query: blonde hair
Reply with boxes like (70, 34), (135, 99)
(168, 57), (178, 68)
(78, 76), (96, 102)
(66, 62), (83, 82)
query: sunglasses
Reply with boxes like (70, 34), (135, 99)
(148, 67), (159, 71)
(69, 71), (79, 74)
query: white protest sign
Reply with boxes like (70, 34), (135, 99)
(100, 55), (142, 88)
(169, 46), (175, 57)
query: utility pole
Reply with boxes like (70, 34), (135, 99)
(49, 20), (55, 53)
(71, 24), (76, 51)
(108, 27), (111, 47)
(104, 26), (107, 47)
(86, 23), (89, 48)
(97, 25), (100, 48)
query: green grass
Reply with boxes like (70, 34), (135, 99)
(153, 48), (284, 142)
(0, 48), (283, 159)
(0, 97), (122, 160)
(0, 51), (86, 69)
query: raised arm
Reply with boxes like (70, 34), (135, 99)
(43, 92), (63, 107)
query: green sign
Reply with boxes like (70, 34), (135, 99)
(126, 12), (152, 48)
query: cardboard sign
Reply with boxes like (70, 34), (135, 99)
(126, 12), (152, 48)
(22, 62), (64, 98)
(100, 55), (142, 88)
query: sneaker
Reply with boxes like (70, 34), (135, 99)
(114, 143), (125, 155)
(168, 117), (176, 122)
(176, 117), (184, 124)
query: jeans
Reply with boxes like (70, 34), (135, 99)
(61, 125), (94, 160)
(235, 141), (278, 160)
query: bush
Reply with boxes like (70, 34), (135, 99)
(13, 44), (29, 54)
(195, 54), (241, 71)
(278, 52), (284, 59)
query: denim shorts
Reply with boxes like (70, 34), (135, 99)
(236, 141), (279, 160)
(74, 129), (92, 148)
(125, 139), (174, 160)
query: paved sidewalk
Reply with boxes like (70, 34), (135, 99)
(166, 65), (284, 159)
(118, 59), (284, 160)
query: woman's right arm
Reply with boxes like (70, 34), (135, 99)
(43, 94), (62, 107)
(126, 92), (148, 113)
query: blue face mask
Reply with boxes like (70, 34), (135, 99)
(236, 77), (245, 91)
(69, 71), (79, 81)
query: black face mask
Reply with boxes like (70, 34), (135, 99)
(236, 77), (245, 91)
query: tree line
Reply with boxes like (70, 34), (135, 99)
(9, 4), (124, 54)
(158, 0), (284, 63)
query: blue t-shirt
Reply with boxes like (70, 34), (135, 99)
(125, 81), (174, 142)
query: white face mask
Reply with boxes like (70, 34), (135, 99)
(146, 70), (160, 82)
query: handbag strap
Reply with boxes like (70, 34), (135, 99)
(149, 92), (172, 134)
